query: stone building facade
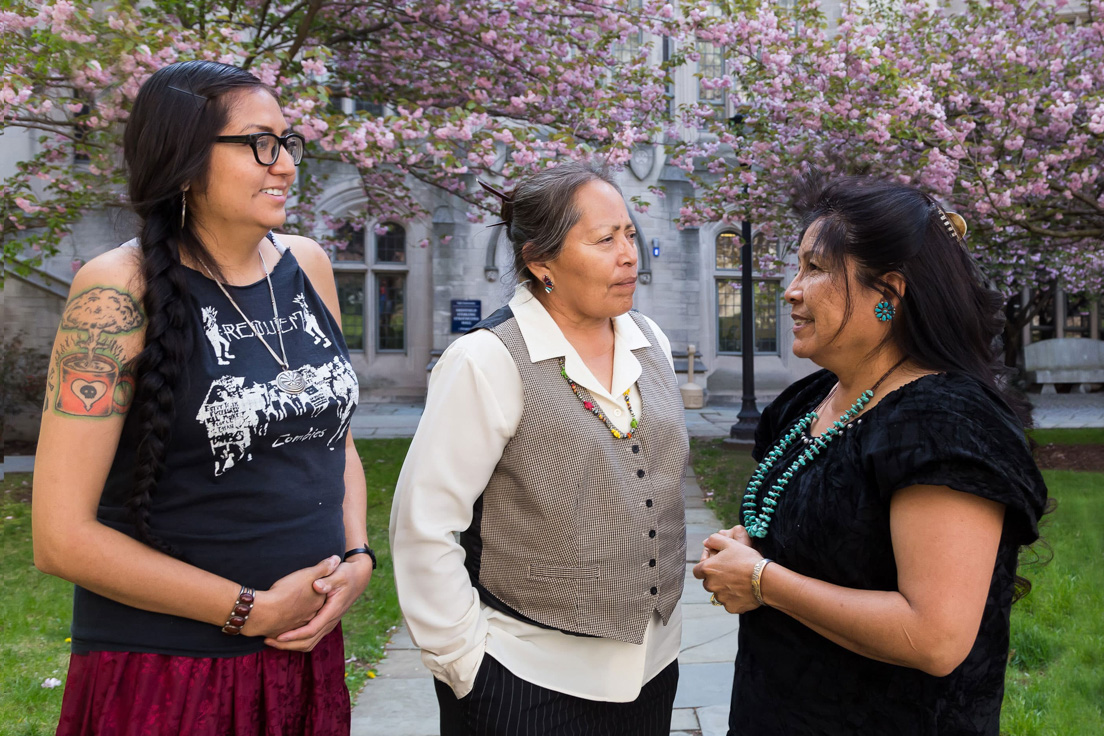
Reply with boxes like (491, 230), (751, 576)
(6, 0), (1098, 412)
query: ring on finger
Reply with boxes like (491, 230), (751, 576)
(710, 593), (723, 606)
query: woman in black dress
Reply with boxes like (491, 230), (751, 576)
(693, 175), (1049, 735)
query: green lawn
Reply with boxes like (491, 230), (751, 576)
(689, 431), (1104, 736)
(1028, 427), (1104, 446)
(0, 437), (409, 736)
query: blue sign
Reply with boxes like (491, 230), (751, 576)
(451, 299), (482, 333)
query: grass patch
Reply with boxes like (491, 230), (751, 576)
(0, 439), (409, 734)
(1001, 470), (1104, 736)
(689, 439), (1104, 735)
(688, 438), (759, 526)
(1027, 428), (1104, 446)
(0, 473), (73, 736)
(342, 438), (408, 696)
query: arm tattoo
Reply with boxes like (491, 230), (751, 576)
(51, 286), (145, 418)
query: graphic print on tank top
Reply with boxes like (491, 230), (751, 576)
(195, 292), (357, 476)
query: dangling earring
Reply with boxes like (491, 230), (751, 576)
(542, 275), (554, 294)
(180, 191), (187, 229)
(874, 299), (895, 322)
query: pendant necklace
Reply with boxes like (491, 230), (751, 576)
(205, 249), (306, 394)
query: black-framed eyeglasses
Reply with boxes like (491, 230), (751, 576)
(214, 132), (306, 166)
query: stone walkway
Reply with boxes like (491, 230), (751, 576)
(350, 464), (738, 736)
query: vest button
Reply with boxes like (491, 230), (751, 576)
(650, 586), (658, 595)
(613, 408), (623, 417)
(637, 469), (645, 478)
(649, 529), (656, 538)
(646, 499), (653, 507)
(632, 445), (640, 454)
(649, 559), (656, 567)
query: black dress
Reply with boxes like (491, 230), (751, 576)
(729, 370), (1048, 736)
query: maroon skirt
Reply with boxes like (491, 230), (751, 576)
(56, 626), (349, 736)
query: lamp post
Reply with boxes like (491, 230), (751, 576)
(726, 112), (761, 442)
(729, 213), (761, 441)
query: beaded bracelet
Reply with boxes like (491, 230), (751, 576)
(220, 585), (256, 636)
(751, 558), (773, 607)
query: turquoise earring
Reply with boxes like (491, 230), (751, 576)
(542, 275), (554, 294)
(875, 300), (895, 322)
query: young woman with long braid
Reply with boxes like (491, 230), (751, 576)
(32, 60), (373, 734)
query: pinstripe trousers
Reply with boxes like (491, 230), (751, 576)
(434, 655), (679, 736)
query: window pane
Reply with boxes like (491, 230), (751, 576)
(717, 279), (780, 355)
(334, 272), (365, 351)
(334, 223), (365, 262)
(611, 0), (643, 62)
(376, 223), (406, 263)
(717, 278), (742, 353)
(754, 282), (780, 353)
(376, 273), (405, 351)
(355, 98), (385, 117)
(698, 42), (725, 102)
(716, 231), (740, 270)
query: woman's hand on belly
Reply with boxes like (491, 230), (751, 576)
(264, 553), (374, 652)
(241, 555), (341, 639)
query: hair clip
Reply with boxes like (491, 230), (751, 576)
(168, 85), (208, 111)
(478, 179), (514, 202)
(938, 208), (967, 242)
(945, 211), (967, 239)
(479, 180), (514, 224)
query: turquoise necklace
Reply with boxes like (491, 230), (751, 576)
(741, 359), (907, 539)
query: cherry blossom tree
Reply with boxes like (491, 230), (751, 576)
(669, 0), (1104, 364)
(1, 0), (684, 262)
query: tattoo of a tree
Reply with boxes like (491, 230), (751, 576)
(53, 287), (145, 417)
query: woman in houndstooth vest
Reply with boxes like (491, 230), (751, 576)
(391, 160), (690, 735)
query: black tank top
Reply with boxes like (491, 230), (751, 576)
(71, 236), (359, 657)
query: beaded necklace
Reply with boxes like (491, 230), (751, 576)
(559, 356), (638, 439)
(741, 359), (907, 539)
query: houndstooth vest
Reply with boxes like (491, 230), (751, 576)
(460, 307), (688, 644)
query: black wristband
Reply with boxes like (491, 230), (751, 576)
(343, 546), (377, 569)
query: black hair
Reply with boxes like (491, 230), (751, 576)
(793, 173), (1051, 600)
(792, 172), (1032, 426)
(124, 60), (269, 553)
(494, 160), (622, 289)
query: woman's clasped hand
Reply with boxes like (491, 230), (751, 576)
(694, 526), (765, 614)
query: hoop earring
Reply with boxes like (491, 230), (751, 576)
(181, 191), (187, 229)
(542, 275), (554, 294)
(874, 300), (895, 322)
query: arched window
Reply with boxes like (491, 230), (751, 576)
(330, 220), (408, 353)
(714, 229), (780, 355)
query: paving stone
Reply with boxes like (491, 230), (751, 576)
(371, 648), (429, 679)
(351, 678), (439, 736)
(686, 508), (723, 525)
(3, 456), (35, 473)
(671, 708), (700, 730)
(679, 604), (739, 664)
(672, 662), (735, 709)
(385, 626), (417, 650)
(697, 704), (731, 736)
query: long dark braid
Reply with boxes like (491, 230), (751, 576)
(122, 61), (269, 552)
(128, 219), (193, 555)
